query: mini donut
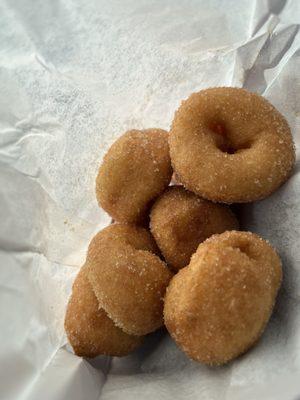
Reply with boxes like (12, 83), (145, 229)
(86, 224), (173, 336)
(169, 87), (295, 203)
(64, 268), (142, 358)
(150, 185), (239, 271)
(96, 129), (172, 224)
(164, 231), (282, 365)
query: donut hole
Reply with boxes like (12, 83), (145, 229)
(233, 242), (256, 260)
(237, 243), (251, 257)
(223, 141), (252, 155)
(208, 121), (252, 155)
(210, 122), (226, 136)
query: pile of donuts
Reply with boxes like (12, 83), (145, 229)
(65, 87), (295, 365)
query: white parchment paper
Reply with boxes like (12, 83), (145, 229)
(1, 1), (300, 399)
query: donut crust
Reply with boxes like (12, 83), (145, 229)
(169, 87), (295, 203)
(87, 224), (173, 336)
(64, 268), (142, 357)
(96, 129), (172, 223)
(164, 231), (282, 365)
(150, 186), (239, 271)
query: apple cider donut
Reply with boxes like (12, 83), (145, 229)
(86, 224), (173, 336)
(150, 186), (239, 271)
(96, 129), (172, 224)
(169, 87), (295, 203)
(164, 231), (282, 365)
(64, 268), (142, 358)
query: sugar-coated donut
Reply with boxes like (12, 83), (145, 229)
(96, 129), (172, 224)
(169, 87), (295, 203)
(164, 231), (282, 365)
(150, 186), (239, 271)
(87, 224), (173, 336)
(64, 268), (142, 357)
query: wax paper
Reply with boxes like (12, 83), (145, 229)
(0, 1), (300, 399)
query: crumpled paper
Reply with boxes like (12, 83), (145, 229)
(0, 0), (300, 399)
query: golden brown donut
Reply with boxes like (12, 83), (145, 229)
(164, 231), (282, 365)
(169, 87), (295, 203)
(150, 186), (239, 271)
(96, 129), (172, 224)
(86, 224), (173, 336)
(64, 268), (142, 358)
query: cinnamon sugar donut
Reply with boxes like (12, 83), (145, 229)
(169, 87), (295, 203)
(64, 268), (142, 357)
(150, 185), (238, 271)
(86, 224), (173, 336)
(164, 231), (282, 365)
(96, 129), (172, 224)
